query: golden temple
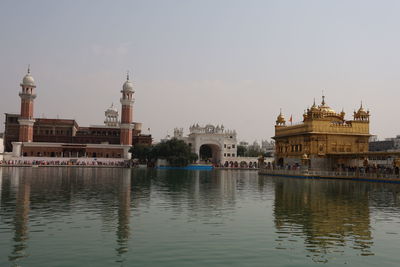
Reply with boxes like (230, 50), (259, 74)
(273, 96), (371, 169)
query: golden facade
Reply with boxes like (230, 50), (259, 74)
(273, 96), (370, 169)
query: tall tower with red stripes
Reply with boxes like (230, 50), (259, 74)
(120, 73), (134, 146)
(18, 66), (36, 142)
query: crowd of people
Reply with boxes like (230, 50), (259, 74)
(0, 159), (130, 167)
(333, 164), (400, 175)
(261, 161), (400, 178)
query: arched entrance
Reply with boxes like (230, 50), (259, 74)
(199, 144), (221, 164)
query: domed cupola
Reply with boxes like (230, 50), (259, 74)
(104, 103), (119, 127)
(310, 98), (318, 111)
(21, 66), (36, 87)
(353, 101), (370, 121)
(122, 72), (134, 92)
(318, 95), (336, 114)
(276, 110), (286, 126)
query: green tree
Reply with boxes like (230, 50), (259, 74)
(237, 145), (247, 157)
(130, 144), (151, 163)
(246, 146), (262, 157)
(150, 138), (198, 167)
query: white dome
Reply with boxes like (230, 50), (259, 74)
(22, 74), (35, 87)
(106, 103), (118, 113)
(123, 80), (134, 91)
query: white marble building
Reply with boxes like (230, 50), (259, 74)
(174, 124), (237, 164)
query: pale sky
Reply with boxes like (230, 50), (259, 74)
(1, 0), (400, 142)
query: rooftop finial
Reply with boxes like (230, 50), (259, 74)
(27, 64), (30, 74)
(321, 89), (326, 105)
(360, 100), (363, 109)
(126, 70), (129, 81)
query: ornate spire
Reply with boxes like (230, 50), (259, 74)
(276, 108), (286, 126)
(311, 98), (316, 108)
(126, 70), (129, 81)
(27, 64), (30, 74)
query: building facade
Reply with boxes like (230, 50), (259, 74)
(173, 124), (260, 167)
(174, 124), (237, 165)
(369, 135), (400, 152)
(3, 69), (152, 159)
(273, 96), (371, 170)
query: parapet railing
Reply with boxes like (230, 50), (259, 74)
(259, 169), (400, 180)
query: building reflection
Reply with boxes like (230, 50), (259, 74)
(115, 169), (131, 262)
(0, 167), (135, 265)
(8, 168), (31, 263)
(273, 178), (373, 262)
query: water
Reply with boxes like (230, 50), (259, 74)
(1, 168), (400, 266)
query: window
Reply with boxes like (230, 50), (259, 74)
(227, 153), (231, 157)
(224, 144), (227, 148)
(224, 153), (226, 156)
(232, 145), (235, 148)
(232, 153), (235, 157)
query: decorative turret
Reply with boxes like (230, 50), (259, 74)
(104, 103), (119, 127)
(174, 127), (184, 138)
(340, 108), (346, 119)
(120, 72), (135, 145)
(353, 101), (370, 121)
(276, 109), (286, 126)
(303, 95), (343, 121)
(18, 66), (37, 142)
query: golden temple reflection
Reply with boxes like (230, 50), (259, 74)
(273, 178), (373, 262)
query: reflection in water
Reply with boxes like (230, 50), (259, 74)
(116, 169), (131, 263)
(273, 178), (373, 262)
(10, 168), (31, 263)
(3, 168), (400, 266)
(0, 167), (134, 266)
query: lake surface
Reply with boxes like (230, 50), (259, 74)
(1, 167), (400, 266)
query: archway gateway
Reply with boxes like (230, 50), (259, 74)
(199, 144), (221, 164)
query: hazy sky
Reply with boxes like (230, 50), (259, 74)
(1, 0), (400, 142)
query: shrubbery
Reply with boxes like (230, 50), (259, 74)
(130, 138), (198, 167)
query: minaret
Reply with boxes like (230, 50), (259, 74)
(18, 66), (36, 142)
(120, 72), (134, 146)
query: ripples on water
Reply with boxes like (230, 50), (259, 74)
(1, 167), (400, 266)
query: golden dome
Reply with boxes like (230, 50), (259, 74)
(310, 98), (318, 111)
(318, 95), (336, 114)
(353, 101), (370, 121)
(276, 110), (286, 125)
(356, 102), (367, 115)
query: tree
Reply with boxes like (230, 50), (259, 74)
(149, 138), (198, 167)
(246, 146), (262, 157)
(130, 144), (151, 163)
(237, 145), (247, 157)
